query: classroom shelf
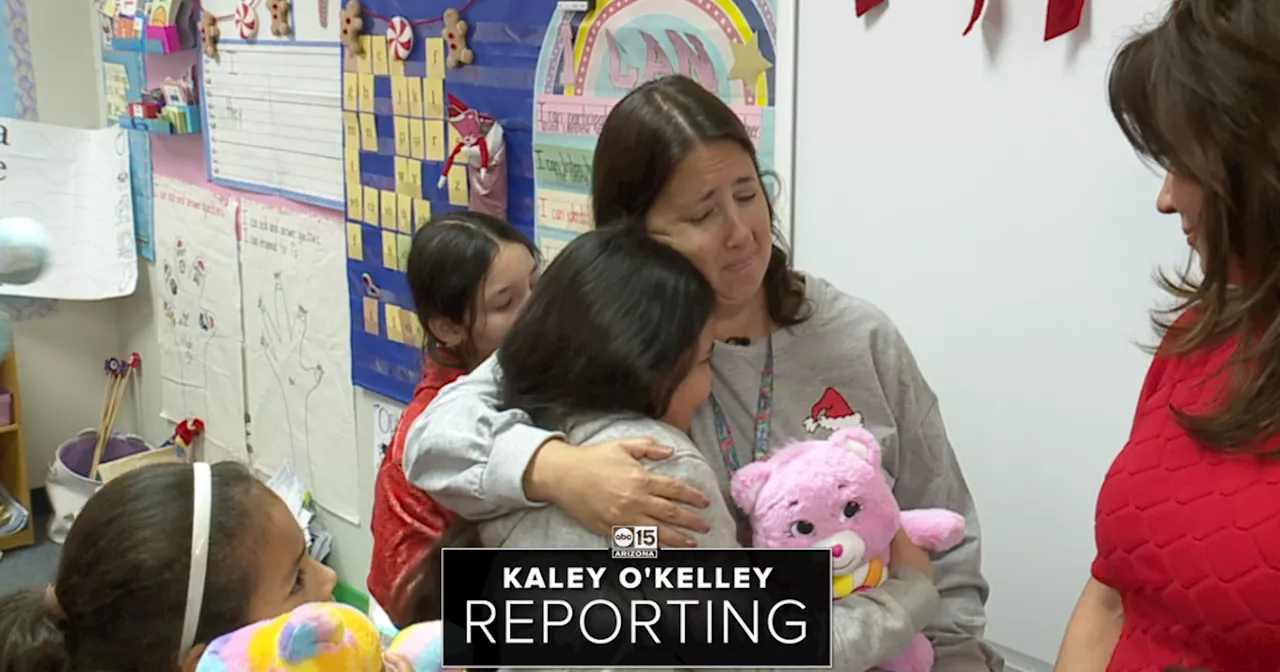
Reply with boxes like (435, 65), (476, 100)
(119, 115), (202, 135)
(0, 349), (33, 551)
(111, 27), (192, 55)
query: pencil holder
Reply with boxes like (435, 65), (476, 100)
(44, 429), (152, 544)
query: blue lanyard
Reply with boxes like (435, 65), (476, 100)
(711, 338), (774, 473)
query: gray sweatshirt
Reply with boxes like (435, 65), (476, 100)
(404, 274), (1003, 672)
(479, 414), (941, 672)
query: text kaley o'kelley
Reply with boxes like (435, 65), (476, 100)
(466, 565), (809, 646)
(502, 565), (774, 591)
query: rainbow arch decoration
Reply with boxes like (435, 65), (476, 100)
(531, 0), (794, 261)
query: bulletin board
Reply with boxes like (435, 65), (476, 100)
(532, 0), (797, 260)
(343, 0), (546, 403)
(344, 0), (796, 403)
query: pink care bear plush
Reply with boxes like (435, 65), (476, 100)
(730, 428), (966, 672)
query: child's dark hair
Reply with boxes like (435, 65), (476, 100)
(0, 462), (266, 671)
(406, 212), (536, 368)
(397, 223), (715, 623)
(498, 223), (715, 427)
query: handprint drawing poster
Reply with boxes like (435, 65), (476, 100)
(151, 176), (248, 463)
(241, 200), (360, 524)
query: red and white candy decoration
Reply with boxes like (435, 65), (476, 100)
(235, 0), (258, 39)
(386, 16), (413, 61)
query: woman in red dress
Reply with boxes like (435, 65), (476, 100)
(367, 212), (537, 626)
(1054, 1), (1280, 671)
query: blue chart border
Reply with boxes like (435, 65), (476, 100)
(199, 35), (346, 211)
(345, 0), (552, 403)
(103, 49), (157, 262)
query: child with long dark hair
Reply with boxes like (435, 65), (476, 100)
(368, 211), (537, 626)
(398, 224), (940, 671)
(0, 462), (338, 671)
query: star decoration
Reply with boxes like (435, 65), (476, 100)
(728, 32), (772, 85)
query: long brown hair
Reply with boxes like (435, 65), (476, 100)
(0, 463), (265, 671)
(1109, 0), (1280, 451)
(590, 75), (808, 327)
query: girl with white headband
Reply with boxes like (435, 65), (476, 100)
(0, 462), (340, 671)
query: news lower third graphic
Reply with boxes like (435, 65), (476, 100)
(440, 548), (832, 668)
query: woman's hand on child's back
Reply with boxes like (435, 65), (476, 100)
(890, 528), (935, 581)
(525, 438), (712, 547)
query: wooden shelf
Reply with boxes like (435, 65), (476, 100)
(0, 349), (32, 552)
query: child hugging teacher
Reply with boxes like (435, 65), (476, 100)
(404, 75), (1003, 672)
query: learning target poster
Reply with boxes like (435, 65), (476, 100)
(532, 0), (797, 261)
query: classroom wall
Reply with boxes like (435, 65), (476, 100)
(793, 0), (1179, 668)
(13, 0), (131, 488)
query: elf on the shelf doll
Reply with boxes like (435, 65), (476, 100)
(436, 94), (508, 220)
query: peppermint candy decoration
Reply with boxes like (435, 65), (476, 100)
(386, 16), (413, 61)
(235, 0), (258, 40)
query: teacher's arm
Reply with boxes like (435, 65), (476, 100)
(1053, 577), (1122, 672)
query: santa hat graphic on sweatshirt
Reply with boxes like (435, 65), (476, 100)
(801, 387), (865, 434)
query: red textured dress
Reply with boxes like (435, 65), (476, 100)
(1092, 330), (1280, 671)
(368, 355), (463, 623)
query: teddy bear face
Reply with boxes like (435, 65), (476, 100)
(731, 429), (901, 575)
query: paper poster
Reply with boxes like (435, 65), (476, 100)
(101, 49), (155, 261)
(103, 62), (129, 121)
(0, 118), (137, 299)
(241, 201), (360, 523)
(150, 176), (248, 463)
(0, 0), (56, 321)
(341, 2), (542, 403)
(371, 400), (404, 471)
(531, 0), (795, 253)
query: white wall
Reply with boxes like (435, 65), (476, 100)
(793, 0), (1181, 666)
(13, 0), (127, 488)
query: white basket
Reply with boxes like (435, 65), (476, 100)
(44, 428), (152, 544)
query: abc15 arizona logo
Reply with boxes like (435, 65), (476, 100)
(611, 525), (659, 559)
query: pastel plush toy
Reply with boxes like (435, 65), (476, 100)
(196, 601), (459, 672)
(730, 428), (967, 672)
(0, 217), (49, 358)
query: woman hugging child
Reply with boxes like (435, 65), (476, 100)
(0, 461), (336, 671)
(367, 212), (537, 627)
(395, 224), (940, 672)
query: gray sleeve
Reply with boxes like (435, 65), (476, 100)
(401, 355), (561, 520)
(654, 451), (943, 672)
(895, 401), (1003, 672)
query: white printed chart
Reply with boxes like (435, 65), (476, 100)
(370, 399), (404, 473)
(0, 118), (137, 299)
(241, 201), (359, 523)
(150, 176), (248, 463)
(203, 44), (345, 208)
